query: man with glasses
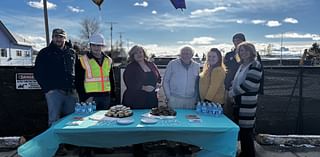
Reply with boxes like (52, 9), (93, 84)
(34, 28), (78, 127)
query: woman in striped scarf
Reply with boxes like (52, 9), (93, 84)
(229, 42), (263, 157)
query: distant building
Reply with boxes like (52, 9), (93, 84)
(0, 20), (33, 66)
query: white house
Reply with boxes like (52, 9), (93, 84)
(0, 20), (33, 66)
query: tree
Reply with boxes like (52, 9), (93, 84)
(79, 17), (101, 41)
(310, 43), (320, 55)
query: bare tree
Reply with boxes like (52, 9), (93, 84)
(80, 17), (101, 40)
(310, 43), (320, 55)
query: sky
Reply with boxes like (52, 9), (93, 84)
(0, 0), (319, 56)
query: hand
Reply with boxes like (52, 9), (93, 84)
(155, 83), (162, 92)
(142, 85), (155, 92)
(228, 90), (234, 98)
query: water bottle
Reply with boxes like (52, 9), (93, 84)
(217, 103), (223, 117)
(207, 103), (213, 115)
(75, 103), (81, 113)
(201, 102), (207, 114)
(92, 101), (97, 112)
(196, 102), (202, 113)
(87, 102), (93, 113)
(81, 102), (86, 113)
(212, 103), (218, 117)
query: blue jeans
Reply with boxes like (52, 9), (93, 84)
(45, 89), (78, 126)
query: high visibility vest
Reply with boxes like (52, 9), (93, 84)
(80, 55), (112, 93)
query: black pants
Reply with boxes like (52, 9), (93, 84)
(239, 128), (255, 157)
(233, 107), (255, 157)
(93, 95), (111, 110)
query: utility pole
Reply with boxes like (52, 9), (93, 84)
(106, 22), (117, 52)
(280, 33), (283, 66)
(118, 32), (124, 49)
(43, 0), (50, 46)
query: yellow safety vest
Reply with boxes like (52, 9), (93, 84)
(80, 55), (112, 93)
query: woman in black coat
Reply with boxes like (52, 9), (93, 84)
(122, 45), (161, 109)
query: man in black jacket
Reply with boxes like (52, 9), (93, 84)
(223, 33), (246, 121)
(34, 28), (78, 126)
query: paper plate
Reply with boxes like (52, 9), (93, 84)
(116, 118), (134, 125)
(141, 118), (158, 124)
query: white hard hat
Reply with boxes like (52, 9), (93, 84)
(89, 33), (105, 46)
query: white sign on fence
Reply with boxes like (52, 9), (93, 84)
(16, 73), (41, 90)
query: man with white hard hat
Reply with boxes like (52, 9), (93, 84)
(75, 33), (115, 110)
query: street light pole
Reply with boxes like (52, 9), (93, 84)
(43, 0), (50, 46)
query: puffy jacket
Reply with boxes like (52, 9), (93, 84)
(34, 42), (76, 93)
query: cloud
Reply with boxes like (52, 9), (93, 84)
(139, 42), (234, 57)
(152, 10), (157, 15)
(266, 20), (282, 27)
(251, 19), (266, 24)
(265, 32), (320, 40)
(313, 36), (320, 41)
(177, 37), (215, 45)
(283, 17), (298, 24)
(236, 20), (244, 24)
(188, 0), (309, 13)
(67, 6), (84, 13)
(134, 1), (148, 7)
(27, 0), (57, 10)
(132, 12), (241, 31)
(0, 12), (81, 46)
(135, 13), (210, 29)
(190, 7), (227, 18)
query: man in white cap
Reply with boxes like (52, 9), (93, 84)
(75, 33), (115, 110)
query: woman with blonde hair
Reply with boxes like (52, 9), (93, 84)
(199, 48), (226, 104)
(229, 42), (263, 157)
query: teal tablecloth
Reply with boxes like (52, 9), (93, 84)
(18, 109), (239, 157)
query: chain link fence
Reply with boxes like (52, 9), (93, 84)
(256, 66), (320, 135)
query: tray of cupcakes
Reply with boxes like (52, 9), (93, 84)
(142, 106), (177, 119)
(104, 105), (134, 125)
(105, 105), (133, 118)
